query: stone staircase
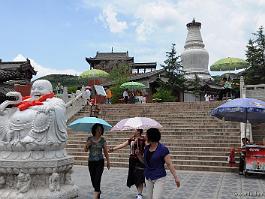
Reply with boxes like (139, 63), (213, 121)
(66, 102), (242, 172)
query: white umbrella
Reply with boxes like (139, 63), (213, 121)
(110, 117), (162, 131)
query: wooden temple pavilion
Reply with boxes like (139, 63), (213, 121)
(86, 51), (156, 74)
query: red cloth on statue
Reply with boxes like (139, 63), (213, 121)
(16, 93), (55, 111)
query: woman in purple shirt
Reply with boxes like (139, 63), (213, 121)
(143, 128), (180, 199)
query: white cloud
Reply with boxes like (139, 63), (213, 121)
(134, 1), (181, 41)
(13, 54), (81, 80)
(82, 0), (265, 67)
(100, 5), (128, 33)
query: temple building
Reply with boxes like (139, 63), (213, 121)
(181, 19), (211, 80)
(0, 59), (36, 103)
(86, 51), (157, 74)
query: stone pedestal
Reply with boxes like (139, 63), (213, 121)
(0, 150), (78, 199)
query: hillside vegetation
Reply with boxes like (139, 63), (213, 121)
(35, 74), (87, 93)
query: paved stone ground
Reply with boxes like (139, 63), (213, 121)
(72, 165), (265, 199)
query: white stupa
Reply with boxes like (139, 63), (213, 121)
(181, 19), (211, 80)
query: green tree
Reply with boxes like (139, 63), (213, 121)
(36, 74), (87, 93)
(161, 43), (186, 90)
(109, 64), (130, 103)
(152, 86), (176, 102)
(245, 26), (265, 84)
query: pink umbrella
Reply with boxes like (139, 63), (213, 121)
(110, 117), (162, 131)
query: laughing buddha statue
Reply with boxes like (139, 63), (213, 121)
(0, 80), (67, 151)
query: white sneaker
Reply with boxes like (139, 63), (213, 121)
(136, 194), (143, 199)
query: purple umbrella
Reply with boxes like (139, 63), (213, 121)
(211, 98), (265, 139)
(211, 98), (265, 123)
(110, 117), (162, 131)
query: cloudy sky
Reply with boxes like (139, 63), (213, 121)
(0, 0), (264, 78)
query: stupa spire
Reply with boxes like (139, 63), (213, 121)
(181, 19), (211, 80)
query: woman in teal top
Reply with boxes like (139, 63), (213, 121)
(85, 123), (110, 199)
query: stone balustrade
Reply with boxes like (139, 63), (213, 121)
(58, 86), (88, 121)
(240, 76), (265, 100)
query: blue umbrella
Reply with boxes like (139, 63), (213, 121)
(211, 98), (265, 123)
(68, 117), (112, 133)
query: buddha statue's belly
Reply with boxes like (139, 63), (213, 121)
(9, 109), (37, 131)
(9, 108), (51, 133)
(10, 109), (36, 124)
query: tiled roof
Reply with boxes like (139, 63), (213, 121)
(87, 52), (133, 61)
(129, 69), (164, 81)
(96, 52), (128, 58)
(133, 62), (157, 68)
(0, 60), (36, 74)
(102, 69), (165, 86)
(0, 60), (36, 83)
(0, 62), (25, 70)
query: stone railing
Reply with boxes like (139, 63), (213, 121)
(240, 76), (265, 100)
(239, 76), (265, 144)
(59, 86), (88, 121)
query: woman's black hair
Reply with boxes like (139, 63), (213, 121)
(91, 123), (104, 136)
(146, 128), (161, 142)
(137, 129), (143, 134)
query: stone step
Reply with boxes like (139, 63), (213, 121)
(72, 114), (221, 121)
(67, 150), (236, 162)
(68, 129), (240, 134)
(94, 104), (217, 107)
(72, 156), (236, 169)
(66, 148), (233, 156)
(69, 116), (234, 124)
(99, 102), (221, 107)
(73, 160), (237, 172)
(67, 138), (240, 145)
(68, 134), (240, 141)
(67, 139), (240, 146)
(66, 141), (240, 148)
(98, 105), (221, 110)
(80, 109), (213, 114)
(68, 134), (238, 139)
(98, 112), (217, 116)
(68, 153), (236, 162)
(66, 145), (239, 153)
(101, 115), (219, 119)
(100, 115), (216, 119)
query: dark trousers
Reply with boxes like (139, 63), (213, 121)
(88, 159), (104, 192)
(124, 96), (128, 104)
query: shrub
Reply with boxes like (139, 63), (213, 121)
(152, 87), (175, 102)
(67, 86), (78, 94)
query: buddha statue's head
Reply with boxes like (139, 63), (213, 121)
(31, 80), (53, 99)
